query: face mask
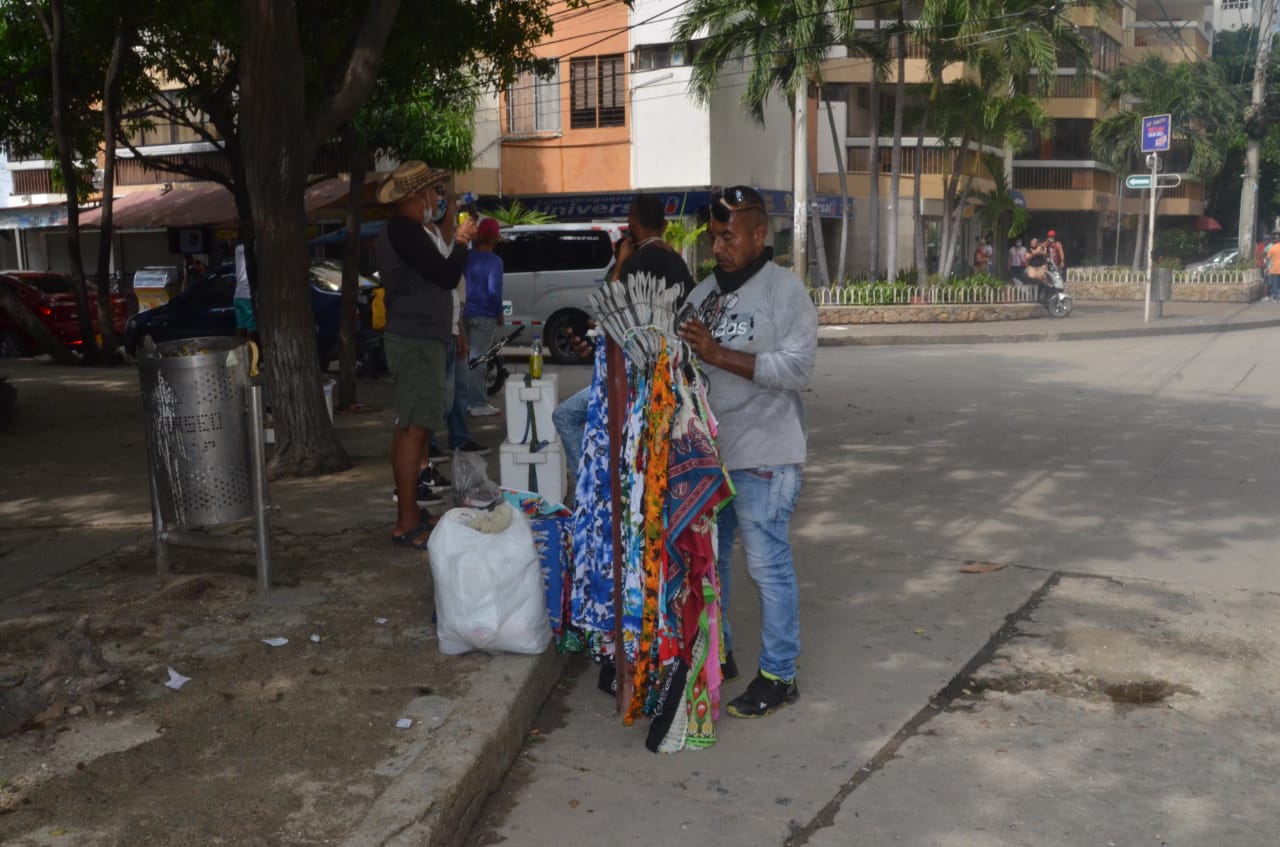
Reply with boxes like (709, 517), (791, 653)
(430, 196), (447, 222)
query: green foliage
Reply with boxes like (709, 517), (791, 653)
(1152, 256), (1183, 270)
(664, 220), (706, 251)
(487, 200), (556, 226)
(1153, 228), (1204, 265)
(696, 258), (718, 280)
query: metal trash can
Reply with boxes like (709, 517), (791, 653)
(1150, 267), (1174, 301)
(138, 336), (253, 528)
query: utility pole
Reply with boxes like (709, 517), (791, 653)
(1238, 0), (1277, 254)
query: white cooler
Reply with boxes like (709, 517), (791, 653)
(504, 373), (559, 446)
(499, 440), (566, 506)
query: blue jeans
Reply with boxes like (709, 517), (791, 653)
(1269, 274), (1280, 300)
(552, 385), (590, 478)
(462, 315), (499, 411)
(432, 338), (472, 453)
(717, 464), (803, 682)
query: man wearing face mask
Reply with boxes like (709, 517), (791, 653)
(678, 185), (817, 720)
(375, 161), (478, 549)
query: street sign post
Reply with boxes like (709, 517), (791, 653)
(1141, 114), (1172, 153)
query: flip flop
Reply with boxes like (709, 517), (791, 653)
(391, 513), (439, 550)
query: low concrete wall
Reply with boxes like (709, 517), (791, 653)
(1065, 280), (1264, 302)
(1066, 267), (1264, 303)
(819, 303), (1042, 324)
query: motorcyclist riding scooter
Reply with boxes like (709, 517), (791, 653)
(1024, 237), (1072, 318)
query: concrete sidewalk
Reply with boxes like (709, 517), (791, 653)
(1, 299), (1276, 846)
(819, 298), (1280, 346)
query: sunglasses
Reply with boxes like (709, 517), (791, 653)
(711, 186), (766, 222)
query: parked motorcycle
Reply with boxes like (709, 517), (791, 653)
(468, 325), (526, 396)
(1027, 260), (1073, 318)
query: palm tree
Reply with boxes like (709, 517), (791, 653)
(932, 83), (1048, 277)
(1091, 53), (1238, 270)
(675, 0), (837, 283)
(974, 153), (1030, 277)
(886, 7), (908, 279)
(914, 0), (1090, 280)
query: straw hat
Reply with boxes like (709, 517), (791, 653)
(376, 161), (452, 204)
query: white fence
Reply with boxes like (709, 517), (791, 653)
(810, 284), (1040, 307)
(1067, 266), (1261, 285)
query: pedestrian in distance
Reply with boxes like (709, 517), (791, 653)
(374, 160), (477, 550)
(1263, 233), (1280, 301)
(232, 243), (258, 345)
(677, 185), (818, 719)
(1008, 237), (1028, 283)
(973, 236), (990, 273)
(552, 194), (694, 481)
(1045, 229), (1066, 272)
(463, 218), (506, 418)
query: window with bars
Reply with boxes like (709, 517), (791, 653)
(507, 62), (561, 134)
(570, 54), (625, 129)
(1221, 0), (1250, 9)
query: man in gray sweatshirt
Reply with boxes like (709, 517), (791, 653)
(678, 185), (818, 719)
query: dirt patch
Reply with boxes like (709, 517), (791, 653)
(0, 524), (479, 846)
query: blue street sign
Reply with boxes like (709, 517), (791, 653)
(1141, 114), (1172, 153)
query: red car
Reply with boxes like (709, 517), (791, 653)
(0, 271), (129, 358)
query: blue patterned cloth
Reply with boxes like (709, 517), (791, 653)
(569, 342), (615, 638)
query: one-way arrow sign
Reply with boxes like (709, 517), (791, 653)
(1125, 173), (1183, 190)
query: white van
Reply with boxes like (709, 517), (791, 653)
(493, 223), (626, 364)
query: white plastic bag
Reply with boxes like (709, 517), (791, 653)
(427, 503), (552, 655)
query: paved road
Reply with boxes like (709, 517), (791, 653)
(466, 327), (1280, 846)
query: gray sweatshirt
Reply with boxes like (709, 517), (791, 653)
(687, 261), (818, 471)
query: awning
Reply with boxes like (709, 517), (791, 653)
(78, 176), (378, 230)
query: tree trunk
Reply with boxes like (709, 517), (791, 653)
(94, 19), (129, 364)
(36, 0), (97, 364)
(240, 0), (349, 476)
(337, 126), (367, 410)
(886, 20), (906, 280)
(823, 93), (849, 283)
(937, 138), (969, 278)
(807, 171), (830, 287)
(239, 0), (399, 476)
(868, 23), (882, 280)
(792, 94), (810, 282)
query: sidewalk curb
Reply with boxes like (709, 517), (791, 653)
(818, 317), (1280, 347)
(342, 646), (568, 847)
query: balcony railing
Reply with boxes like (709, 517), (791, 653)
(1013, 166), (1114, 194)
(848, 145), (988, 176)
(1024, 75), (1103, 99)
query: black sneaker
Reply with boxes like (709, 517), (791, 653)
(391, 482), (443, 506)
(454, 439), (491, 456)
(721, 650), (739, 682)
(418, 465), (451, 492)
(726, 672), (798, 719)
(428, 444), (450, 463)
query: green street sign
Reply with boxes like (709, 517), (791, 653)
(1126, 174), (1183, 190)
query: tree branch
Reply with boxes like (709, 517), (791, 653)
(306, 0), (402, 148)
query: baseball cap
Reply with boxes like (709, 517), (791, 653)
(477, 217), (502, 241)
(1047, 230), (1056, 237)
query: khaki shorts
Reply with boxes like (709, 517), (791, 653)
(383, 333), (447, 432)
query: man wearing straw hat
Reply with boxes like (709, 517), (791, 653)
(375, 161), (478, 549)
